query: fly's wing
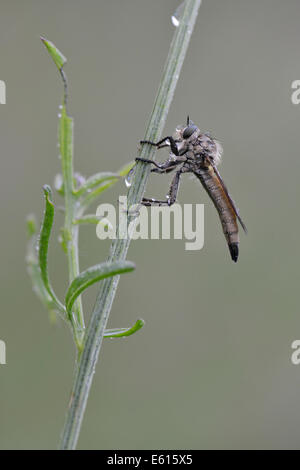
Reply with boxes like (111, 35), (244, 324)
(210, 161), (247, 234)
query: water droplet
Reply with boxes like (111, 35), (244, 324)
(59, 104), (63, 109)
(171, 2), (184, 27)
(125, 168), (134, 188)
(58, 113), (62, 118)
(105, 220), (113, 231)
(171, 15), (180, 27)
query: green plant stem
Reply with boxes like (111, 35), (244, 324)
(59, 0), (202, 450)
(60, 106), (85, 348)
(67, 225), (85, 346)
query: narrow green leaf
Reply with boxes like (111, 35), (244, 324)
(39, 185), (65, 311)
(75, 172), (120, 197)
(80, 180), (120, 210)
(73, 215), (112, 229)
(74, 162), (135, 208)
(118, 160), (135, 177)
(40, 36), (67, 70)
(104, 319), (145, 338)
(39, 185), (54, 286)
(26, 213), (66, 320)
(65, 261), (135, 316)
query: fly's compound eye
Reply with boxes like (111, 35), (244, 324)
(183, 125), (197, 139)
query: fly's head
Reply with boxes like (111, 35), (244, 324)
(171, 118), (200, 156)
(173, 117), (200, 143)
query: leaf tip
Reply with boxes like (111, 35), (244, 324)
(40, 36), (67, 70)
(42, 185), (54, 207)
(43, 184), (52, 196)
(136, 318), (145, 328)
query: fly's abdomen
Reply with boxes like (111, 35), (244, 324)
(195, 165), (239, 261)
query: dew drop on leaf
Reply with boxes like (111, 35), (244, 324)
(125, 168), (134, 188)
(171, 1), (184, 27)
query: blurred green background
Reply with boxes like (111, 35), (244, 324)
(1, 0), (300, 449)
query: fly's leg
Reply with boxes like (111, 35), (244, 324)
(140, 136), (181, 156)
(136, 136), (187, 171)
(141, 169), (182, 207)
(135, 157), (180, 172)
(151, 165), (177, 174)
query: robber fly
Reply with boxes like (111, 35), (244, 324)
(136, 117), (247, 262)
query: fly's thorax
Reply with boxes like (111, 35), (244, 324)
(187, 148), (197, 158)
(195, 133), (223, 166)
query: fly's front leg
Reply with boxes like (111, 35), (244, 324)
(136, 135), (187, 170)
(140, 136), (180, 156)
(141, 169), (182, 207)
